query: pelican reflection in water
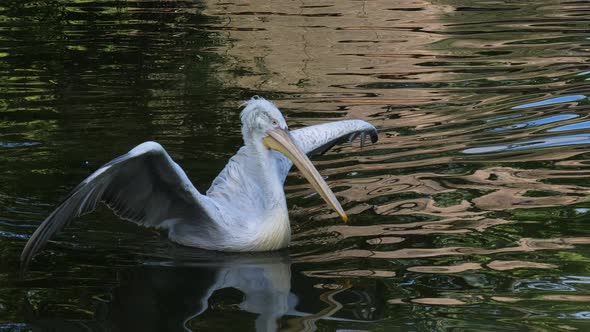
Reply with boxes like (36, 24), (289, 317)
(21, 97), (377, 266)
(25, 251), (385, 331)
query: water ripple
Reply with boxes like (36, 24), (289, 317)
(2, 0), (590, 330)
(547, 120), (590, 132)
(489, 114), (578, 132)
(463, 134), (590, 154)
(0, 142), (41, 148)
(511, 95), (587, 109)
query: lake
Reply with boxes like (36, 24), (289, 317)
(1, 0), (590, 331)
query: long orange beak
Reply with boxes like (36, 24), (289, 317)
(263, 128), (348, 222)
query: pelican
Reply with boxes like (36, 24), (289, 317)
(21, 97), (377, 267)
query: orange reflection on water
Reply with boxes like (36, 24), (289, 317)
(303, 269), (396, 279)
(407, 262), (482, 274)
(487, 260), (557, 271)
(202, 0), (454, 108)
(541, 295), (590, 302)
(297, 237), (590, 263)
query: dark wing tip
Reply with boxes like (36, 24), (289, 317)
(20, 232), (41, 273)
(20, 217), (56, 271)
(20, 246), (32, 273)
(370, 128), (378, 143)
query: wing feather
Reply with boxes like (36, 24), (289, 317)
(292, 120), (378, 157)
(20, 141), (213, 268)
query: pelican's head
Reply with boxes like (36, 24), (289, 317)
(240, 97), (289, 141)
(240, 97), (347, 222)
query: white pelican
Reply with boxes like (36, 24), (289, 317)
(21, 97), (377, 266)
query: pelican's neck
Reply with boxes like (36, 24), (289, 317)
(207, 139), (287, 214)
(246, 140), (286, 208)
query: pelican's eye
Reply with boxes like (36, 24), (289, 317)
(271, 119), (279, 127)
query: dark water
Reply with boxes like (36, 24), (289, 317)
(1, 0), (590, 331)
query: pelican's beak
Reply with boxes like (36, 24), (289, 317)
(263, 128), (348, 222)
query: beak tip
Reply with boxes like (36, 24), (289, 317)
(342, 214), (348, 223)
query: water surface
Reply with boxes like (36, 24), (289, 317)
(1, 0), (590, 331)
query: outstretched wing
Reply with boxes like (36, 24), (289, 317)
(291, 120), (378, 157)
(272, 119), (378, 182)
(21, 141), (213, 268)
